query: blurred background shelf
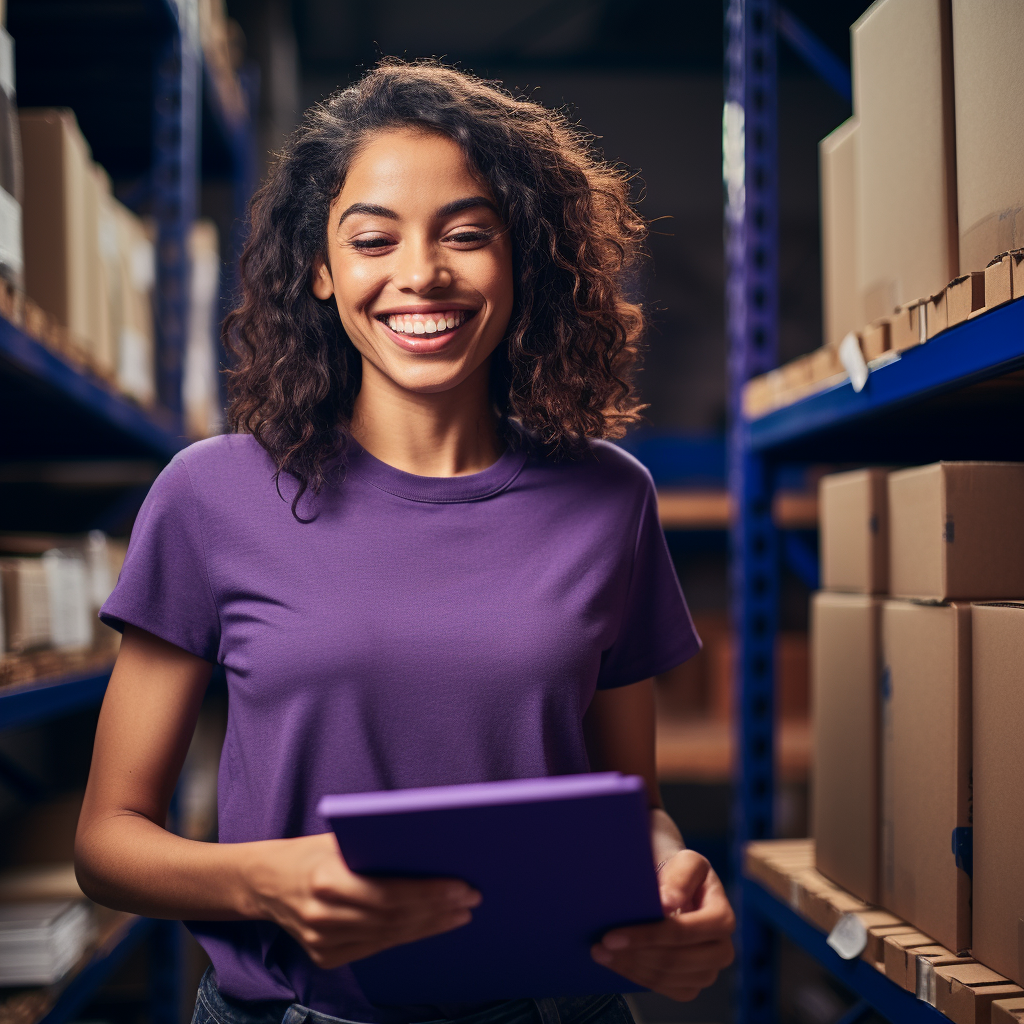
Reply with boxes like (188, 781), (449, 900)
(0, 660), (114, 732)
(0, 314), (183, 462)
(0, 913), (156, 1024)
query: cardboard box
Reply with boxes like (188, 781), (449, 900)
(881, 600), (972, 953)
(862, 318), (890, 360)
(890, 301), (925, 353)
(947, 272), (986, 326)
(866, 924), (920, 966)
(889, 462), (1024, 601)
(935, 962), (1024, 1024)
(811, 592), (882, 904)
(852, 0), (959, 323)
(985, 252), (1015, 309)
(819, 469), (889, 594)
(883, 932), (971, 993)
(993, 998), (1024, 1024)
(972, 602), (1024, 986)
(113, 207), (156, 407)
(19, 109), (104, 357)
(0, 557), (50, 653)
(951, 0), (1024, 274)
(820, 118), (861, 348)
(925, 288), (949, 339)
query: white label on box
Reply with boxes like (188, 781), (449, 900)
(839, 332), (869, 393)
(0, 187), (23, 277)
(826, 913), (868, 960)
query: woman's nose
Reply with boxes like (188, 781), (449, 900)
(393, 238), (452, 293)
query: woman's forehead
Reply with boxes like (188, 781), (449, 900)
(336, 128), (494, 216)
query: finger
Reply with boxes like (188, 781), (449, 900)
(318, 873), (482, 912)
(299, 907), (475, 967)
(591, 950), (720, 1001)
(599, 939), (733, 971)
(601, 911), (733, 949)
(658, 853), (710, 913)
(593, 943), (733, 980)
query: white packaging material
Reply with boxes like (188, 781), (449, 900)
(84, 530), (114, 609)
(0, 557), (50, 652)
(184, 219), (224, 439)
(0, 900), (92, 985)
(41, 548), (92, 650)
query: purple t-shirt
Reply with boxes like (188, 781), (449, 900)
(99, 426), (699, 1022)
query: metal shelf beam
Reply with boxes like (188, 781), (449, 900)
(0, 668), (113, 731)
(749, 299), (1024, 456)
(0, 316), (185, 461)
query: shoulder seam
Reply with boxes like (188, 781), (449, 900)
(177, 455), (222, 660)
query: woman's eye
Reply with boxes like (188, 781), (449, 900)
(350, 237), (394, 250)
(445, 230), (492, 244)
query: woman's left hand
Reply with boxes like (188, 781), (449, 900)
(590, 849), (735, 1002)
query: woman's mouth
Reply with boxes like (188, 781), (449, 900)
(374, 309), (479, 352)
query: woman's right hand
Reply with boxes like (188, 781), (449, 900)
(241, 832), (481, 969)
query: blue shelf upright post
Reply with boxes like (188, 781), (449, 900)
(724, 1), (780, 1021)
(153, 0), (201, 433)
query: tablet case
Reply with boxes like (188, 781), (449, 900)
(317, 772), (664, 1003)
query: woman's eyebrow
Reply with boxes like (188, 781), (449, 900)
(436, 196), (499, 218)
(338, 202), (398, 226)
(337, 196), (499, 227)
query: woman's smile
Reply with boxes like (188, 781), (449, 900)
(374, 307), (480, 353)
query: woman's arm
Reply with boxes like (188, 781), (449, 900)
(75, 624), (480, 967)
(583, 678), (735, 1002)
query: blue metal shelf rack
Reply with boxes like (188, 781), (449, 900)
(0, 1), (256, 1021)
(726, 6), (1024, 1023)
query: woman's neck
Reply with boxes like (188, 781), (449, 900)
(349, 357), (504, 478)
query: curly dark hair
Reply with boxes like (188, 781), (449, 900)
(223, 58), (648, 520)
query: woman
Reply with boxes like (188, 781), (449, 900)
(75, 60), (735, 1024)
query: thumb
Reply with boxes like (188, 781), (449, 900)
(658, 851), (710, 914)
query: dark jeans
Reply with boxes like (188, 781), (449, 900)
(191, 966), (637, 1024)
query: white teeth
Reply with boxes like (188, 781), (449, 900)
(383, 311), (473, 335)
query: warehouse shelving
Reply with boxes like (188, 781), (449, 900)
(725, 4), (1024, 1022)
(0, 1), (255, 1021)
(0, 662), (114, 731)
(0, 314), (184, 461)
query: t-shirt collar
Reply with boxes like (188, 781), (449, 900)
(345, 426), (530, 504)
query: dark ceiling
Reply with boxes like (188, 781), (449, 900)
(287, 0), (873, 81)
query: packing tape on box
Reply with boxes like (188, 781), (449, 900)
(918, 957), (938, 1006)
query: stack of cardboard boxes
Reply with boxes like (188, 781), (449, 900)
(813, 462), (1024, 983)
(745, 0), (1024, 418)
(0, 530), (127, 684)
(18, 109), (157, 407)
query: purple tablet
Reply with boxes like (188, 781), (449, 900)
(317, 772), (664, 1004)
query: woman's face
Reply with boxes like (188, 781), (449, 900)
(313, 127), (514, 396)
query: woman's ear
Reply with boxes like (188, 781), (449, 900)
(311, 258), (335, 300)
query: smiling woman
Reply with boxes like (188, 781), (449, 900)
(74, 59), (733, 1024)
(223, 60), (649, 513)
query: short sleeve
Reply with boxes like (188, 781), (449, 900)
(99, 454), (221, 663)
(596, 473), (702, 689)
